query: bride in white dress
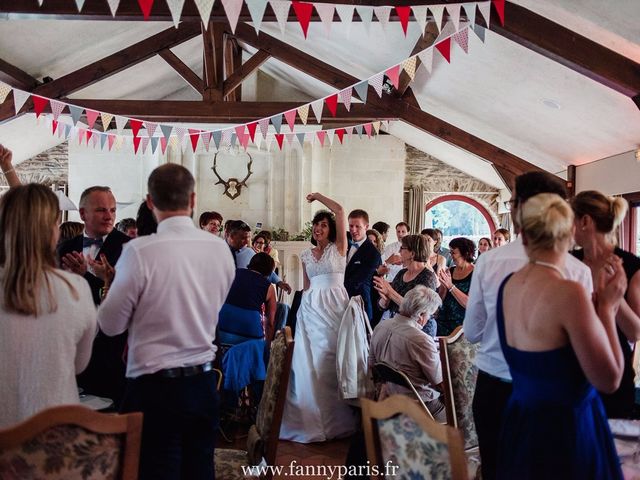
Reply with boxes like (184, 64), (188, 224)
(279, 192), (357, 443)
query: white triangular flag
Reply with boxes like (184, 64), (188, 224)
(195, 0), (215, 25)
(310, 100), (323, 123)
(478, 1), (491, 26)
(115, 115), (127, 134)
(166, 0), (186, 28)
(447, 4), (462, 32)
(430, 5), (445, 32)
(435, 21), (457, 43)
(246, 0), (268, 34)
(418, 48), (434, 74)
(75, 0), (86, 12)
(106, 0), (120, 16)
(12, 90), (30, 114)
(411, 6), (428, 36)
(221, 0), (243, 33)
(335, 5), (354, 37)
(369, 73), (384, 98)
(462, 3), (477, 28)
(356, 7), (373, 34)
(270, 0), (291, 35)
(373, 6), (391, 32)
(315, 3), (335, 36)
(327, 129), (335, 146)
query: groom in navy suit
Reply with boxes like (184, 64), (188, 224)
(344, 209), (382, 320)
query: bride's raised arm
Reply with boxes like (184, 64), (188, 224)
(305, 193), (347, 256)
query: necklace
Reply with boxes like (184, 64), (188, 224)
(530, 260), (565, 279)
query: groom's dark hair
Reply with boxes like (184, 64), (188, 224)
(310, 210), (337, 246)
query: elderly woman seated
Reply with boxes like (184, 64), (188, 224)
(369, 285), (446, 422)
(217, 252), (277, 345)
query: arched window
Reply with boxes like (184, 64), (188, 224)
(425, 195), (496, 249)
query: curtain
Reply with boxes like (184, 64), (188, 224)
(407, 185), (425, 234)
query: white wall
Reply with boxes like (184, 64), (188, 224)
(576, 151), (640, 195)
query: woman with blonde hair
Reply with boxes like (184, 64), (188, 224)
(0, 184), (96, 428)
(367, 228), (384, 253)
(496, 193), (625, 479)
(572, 190), (640, 418)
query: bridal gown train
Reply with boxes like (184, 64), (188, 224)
(279, 242), (357, 443)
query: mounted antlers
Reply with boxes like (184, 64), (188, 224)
(211, 151), (253, 200)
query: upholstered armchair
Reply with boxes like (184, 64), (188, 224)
(0, 405), (142, 480)
(215, 327), (294, 480)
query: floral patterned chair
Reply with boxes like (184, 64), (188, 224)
(215, 327), (294, 480)
(0, 405), (142, 480)
(361, 395), (468, 480)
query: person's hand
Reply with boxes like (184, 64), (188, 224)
(0, 144), (13, 171)
(277, 281), (292, 295)
(62, 251), (88, 276)
(376, 264), (389, 276)
(306, 193), (322, 203)
(438, 268), (453, 290)
(373, 276), (390, 296)
(88, 254), (115, 283)
(386, 253), (402, 265)
(595, 255), (627, 313)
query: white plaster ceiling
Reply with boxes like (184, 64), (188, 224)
(0, 3), (638, 188)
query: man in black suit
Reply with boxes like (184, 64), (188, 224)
(58, 186), (131, 406)
(344, 209), (382, 320)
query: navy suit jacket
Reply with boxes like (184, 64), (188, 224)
(57, 229), (131, 406)
(344, 239), (382, 320)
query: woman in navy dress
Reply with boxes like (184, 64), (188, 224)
(496, 193), (626, 480)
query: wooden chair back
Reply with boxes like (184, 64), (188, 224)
(0, 405), (142, 480)
(372, 362), (435, 420)
(361, 395), (468, 480)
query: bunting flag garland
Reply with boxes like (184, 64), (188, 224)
(385, 65), (400, 89)
(129, 119), (143, 138)
(189, 129), (200, 151)
(316, 130), (326, 147)
(447, 4), (462, 32)
(75, 0), (87, 12)
(353, 80), (368, 104)
(335, 5), (355, 36)
(473, 24), (486, 42)
(221, 0), (244, 33)
(13, 90), (30, 114)
(364, 123), (373, 138)
(246, 0), (268, 34)
(160, 136), (168, 154)
(284, 109), (297, 131)
(0, 83), (11, 104)
(493, 0), (505, 25)
(325, 94), (338, 117)
(32, 96), (48, 118)
(270, 0), (291, 35)
(137, 0), (154, 20)
(314, 3), (335, 36)
(115, 115), (128, 134)
(435, 37), (451, 63)
(101, 112), (114, 131)
(50, 99), (65, 121)
(395, 6), (411, 36)
(160, 124), (173, 140)
(373, 6), (391, 32)
(166, 0), (186, 28)
(234, 125), (246, 142)
(356, 6), (373, 34)
(194, 0), (215, 26)
(247, 122), (258, 142)
(297, 104), (309, 124)
(296, 132), (306, 146)
(141, 136), (150, 154)
(463, 3), (477, 29)
(133, 135), (142, 154)
(258, 117), (270, 138)
(453, 28), (469, 54)
(275, 133), (285, 150)
(151, 136), (160, 154)
(212, 130), (222, 149)
(270, 114), (282, 133)
(355, 125), (363, 138)
(292, 1), (314, 39)
(85, 109), (99, 129)
(478, 1), (491, 26)
(68, 105), (83, 126)
(338, 89), (352, 111)
(369, 73), (384, 98)
(418, 48), (434, 74)
(108, 134), (116, 151)
(430, 5), (445, 32)
(310, 100), (323, 123)
(402, 57), (418, 81)
(174, 126), (187, 144)
(106, 0), (120, 16)
(200, 131), (212, 151)
(373, 121), (381, 134)
(52, 120), (58, 135)
(101, 133), (109, 150)
(411, 5), (428, 36)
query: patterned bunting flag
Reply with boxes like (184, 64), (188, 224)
(106, 0), (120, 16)
(32, 96), (48, 118)
(275, 133), (285, 150)
(85, 109), (99, 129)
(292, 1), (314, 39)
(453, 28), (470, 54)
(353, 80), (368, 104)
(314, 3), (335, 36)
(447, 4), (462, 32)
(270, 1), (291, 35)
(411, 6), (428, 36)
(0, 82), (11, 104)
(338, 89), (352, 111)
(137, 0), (154, 20)
(430, 5), (445, 32)
(145, 121), (158, 138)
(247, 122), (258, 142)
(297, 104), (309, 124)
(130, 119), (143, 138)
(188, 129), (200, 151)
(222, 0), (244, 33)
(395, 6), (411, 36)
(101, 112), (114, 131)
(13, 90), (31, 115)
(373, 7), (391, 32)
(284, 109), (297, 131)
(402, 56), (418, 81)
(270, 114), (283, 134)
(115, 115), (127, 134)
(369, 73), (384, 98)
(418, 48), (434, 74)
(195, 0), (215, 26)
(141, 136), (150, 154)
(285, 133), (294, 146)
(355, 125), (363, 138)
(258, 117), (270, 138)
(201, 132), (212, 151)
(325, 94), (338, 117)
(373, 121), (381, 134)
(246, 0), (268, 34)
(435, 38), (451, 63)
(385, 65), (400, 89)
(50, 99), (65, 120)
(355, 7), (373, 34)
(166, 0), (185, 28)
(160, 124), (173, 139)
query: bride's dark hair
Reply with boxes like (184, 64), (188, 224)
(310, 210), (337, 245)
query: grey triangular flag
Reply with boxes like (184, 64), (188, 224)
(64, 123), (71, 138)
(212, 130), (222, 149)
(355, 125), (363, 138)
(160, 124), (173, 139)
(151, 136), (159, 153)
(69, 105), (84, 126)
(353, 81), (369, 104)
(270, 114), (282, 134)
(231, 133), (237, 147)
(296, 133), (305, 146)
(100, 133), (108, 150)
(473, 24), (486, 42)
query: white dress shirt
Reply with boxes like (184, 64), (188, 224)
(382, 240), (403, 281)
(97, 216), (235, 378)
(82, 231), (108, 276)
(463, 236), (593, 380)
(347, 238), (365, 263)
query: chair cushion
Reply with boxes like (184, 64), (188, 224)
(214, 448), (249, 480)
(0, 425), (123, 480)
(448, 337), (479, 449)
(246, 424), (263, 465)
(255, 330), (287, 442)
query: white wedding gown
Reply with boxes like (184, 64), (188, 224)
(279, 243), (357, 443)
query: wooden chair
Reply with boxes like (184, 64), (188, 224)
(215, 326), (294, 480)
(372, 362), (435, 420)
(361, 395), (468, 480)
(0, 405), (142, 480)
(438, 327), (479, 450)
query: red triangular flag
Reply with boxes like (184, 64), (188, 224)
(292, 1), (314, 39)
(385, 65), (401, 89)
(189, 129), (200, 151)
(364, 123), (373, 138)
(435, 37), (451, 63)
(275, 133), (285, 150)
(85, 109), (99, 129)
(336, 128), (345, 144)
(234, 125), (246, 141)
(52, 120), (58, 135)
(133, 136), (142, 154)
(247, 122), (258, 142)
(492, 0), (505, 26)
(86, 130), (93, 142)
(137, 0), (154, 19)
(130, 119), (143, 138)
(32, 96), (48, 118)
(396, 6), (411, 36)
(325, 94), (338, 117)
(108, 134), (116, 151)
(316, 131), (326, 147)
(160, 137), (168, 154)
(284, 109), (297, 131)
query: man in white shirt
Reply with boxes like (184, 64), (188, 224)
(381, 221), (410, 282)
(98, 164), (235, 480)
(463, 172), (592, 480)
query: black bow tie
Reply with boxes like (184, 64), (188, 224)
(83, 237), (104, 248)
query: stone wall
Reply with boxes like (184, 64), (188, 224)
(0, 142), (68, 187)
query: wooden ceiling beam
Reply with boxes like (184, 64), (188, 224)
(202, 22), (225, 101)
(223, 49), (270, 98)
(0, 58), (40, 90)
(158, 48), (203, 95)
(485, 2), (640, 100)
